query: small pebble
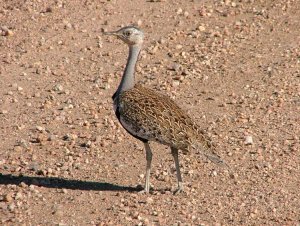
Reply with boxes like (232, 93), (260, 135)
(36, 126), (45, 132)
(146, 197), (154, 204)
(53, 84), (63, 92)
(1, 26), (14, 36)
(198, 25), (206, 31)
(184, 11), (189, 17)
(4, 194), (13, 202)
(245, 135), (253, 145)
(176, 8), (183, 15)
(176, 44), (183, 50)
(15, 192), (23, 200)
(8, 203), (15, 211)
(172, 80), (180, 87)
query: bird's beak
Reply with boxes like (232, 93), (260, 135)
(103, 30), (119, 37)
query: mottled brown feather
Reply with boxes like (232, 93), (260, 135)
(115, 84), (226, 166)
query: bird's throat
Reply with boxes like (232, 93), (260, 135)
(116, 44), (141, 95)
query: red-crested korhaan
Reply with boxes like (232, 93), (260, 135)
(104, 26), (229, 194)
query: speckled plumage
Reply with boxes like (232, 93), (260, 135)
(105, 26), (228, 194)
(115, 84), (224, 164)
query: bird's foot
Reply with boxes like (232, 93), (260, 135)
(173, 183), (184, 195)
(138, 189), (148, 194)
(173, 187), (184, 195)
(138, 186), (151, 194)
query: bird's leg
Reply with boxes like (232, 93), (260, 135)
(171, 147), (183, 194)
(144, 142), (153, 193)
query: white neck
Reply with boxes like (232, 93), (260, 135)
(116, 44), (141, 95)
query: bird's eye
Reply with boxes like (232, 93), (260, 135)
(124, 31), (132, 37)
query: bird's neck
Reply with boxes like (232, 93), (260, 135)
(116, 44), (141, 95)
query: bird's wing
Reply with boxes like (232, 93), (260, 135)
(118, 84), (194, 148)
(118, 84), (231, 171)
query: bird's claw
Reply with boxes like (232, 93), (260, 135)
(138, 189), (148, 194)
(173, 188), (183, 195)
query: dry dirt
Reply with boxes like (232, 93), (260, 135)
(0, 0), (300, 225)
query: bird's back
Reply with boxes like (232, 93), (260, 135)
(116, 84), (212, 152)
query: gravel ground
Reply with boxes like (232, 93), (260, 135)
(0, 0), (299, 225)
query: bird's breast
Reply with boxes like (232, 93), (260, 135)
(113, 101), (117, 113)
(119, 116), (153, 141)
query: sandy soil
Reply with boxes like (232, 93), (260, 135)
(0, 0), (299, 225)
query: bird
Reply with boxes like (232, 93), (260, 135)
(104, 26), (229, 194)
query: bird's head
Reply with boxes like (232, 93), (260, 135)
(104, 26), (144, 46)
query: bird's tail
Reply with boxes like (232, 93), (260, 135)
(191, 143), (229, 168)
(191, 133), (233, 175)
